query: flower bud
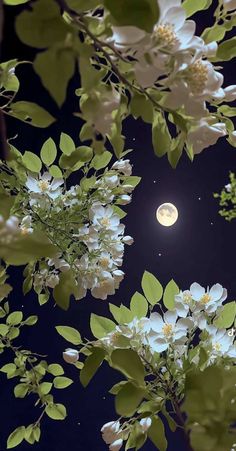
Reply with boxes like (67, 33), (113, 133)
(139, 417), (152, 432)
(118, 194), (132, 205)
(109, 439), (123, 451)
(112, 159), (132, 176)
(224, 85), (236, 102)
(225, 183), (232, 192)
(63, 348), (79, 364)
(123, 235), (134, 245)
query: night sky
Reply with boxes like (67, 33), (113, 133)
(1, 3), (236, 451)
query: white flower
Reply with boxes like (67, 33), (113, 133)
(104, 175), (120, 188)
(147, 310), (193, 352)
(165, 59), (224, 116)
(111, 25), (147, 52)
(5, 216), (19, 232)
(190, 282), (227, 314)
(140, 417), (152, 432)
(93, 88), (120, 135)
(225, 183), (232, 192)
(63, 348), (79, 364)
(101, 421), (121, 445)
(91, 272), (116, 300)
(175, 290), (192, 317)
(47, 254), (70, 272)
(78, 225), (100, 252)
(205, 325), (236, 361)
(109, 439), (123, 451)
(26, 172), (63, 200)
(186, 119), (227, 154)
(20, 215), (33, 235)
(89, 204), (120, 233)
(223, 0), (236, 10)
(46, 273), (60, 288)
(112, 159), (132, 176)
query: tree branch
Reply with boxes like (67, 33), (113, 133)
(0, 0), (9, 161)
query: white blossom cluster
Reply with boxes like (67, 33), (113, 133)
(8, 159), (136, 301)
(0, 215), (22, 244)
(97, 282), (235, 448)
(100, 417), (152, 451)
(104, 0), (236, 154)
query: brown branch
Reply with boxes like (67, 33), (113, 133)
(0, 0), (9, 161)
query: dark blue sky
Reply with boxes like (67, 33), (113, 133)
(1, 3), (236, 451)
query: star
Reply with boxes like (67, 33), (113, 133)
(158, 253), (162, 257)
(153, 180), (157, 184)
(198, 197), (201, 200)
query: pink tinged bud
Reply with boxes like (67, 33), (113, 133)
(63, 348), (79, 364)
(109, 439), (123, 451)
(101, 421), (120, 434)
(140, 417), (152, 432)
(123, 235), (134, 245)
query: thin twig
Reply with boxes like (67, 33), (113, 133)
(0, 0), (9, 160)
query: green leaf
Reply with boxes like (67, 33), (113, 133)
(45, 403), (67, 420)
(109, 303), (122, 323)
(49, 165), (63, 178)
(163, 280), (179, 310)
(34, 45), (75, 107)
(15, 0), (70, 48)
(141, 271), (163, 305)
(152, 112), (171, 157)
(56, 325), (81, 345)
(59, 133), (75, 155)
(104, 0), (159, 33)
(1, 363), (16, 376)
(202, 24), (227, 43)
(7, 426), (25, 449)
(0, 194), (15, 220)
(47, 364), (64, 376)
(4, 0), (29, 4)
(130, 93), (153, 123)
(182, 0), (212, 17)
(7, 311), (23, 325)
(0, 231), (57, 265)
(148, 416), (167, 451)
(39, 382), (52, 395)
(91, 151), (112, 170)
(23, 315), (38, 326)
(9, 101), (55, 128)
(0, 324), (9, 336)
(115, 382), (145, 417)
(53, 270), (78, 310)
(218, 105), (236, 117)
(90, 313), (116, 339)
(22, 151), (42, 173)
(130, 292), (148, 318)
(80, 347), (106, 387)
(40, 138), (57, 166)
(216, 37), (236, 61)
(53, 376), (73, 389)
(59, 146), (93, 169)
(14, 384), (28, 398)
(110, 349), (145, 384)
(214, 301), (236, 328)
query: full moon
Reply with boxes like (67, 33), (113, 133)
(156, 203), (178, 227)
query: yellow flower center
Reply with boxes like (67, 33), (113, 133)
(154, 23), (177, 48)
(200, 294), (211, 305)
(20, 227), (30, 236)
(100, 217), (110, 227)
(213, 342), (221, 352)
(100, 257), (110, 268)
(38, 180), (50, 192)
(186, 60), (208, 94)
(162, 323), (173, 337)
(183, 293), (192, 304)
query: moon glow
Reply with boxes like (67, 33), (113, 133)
(156, 203), (178, 227)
